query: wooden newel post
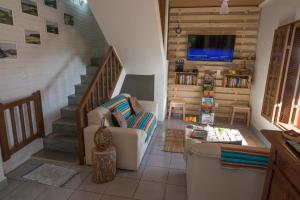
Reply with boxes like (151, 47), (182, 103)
(33, 91), (45, 137)
(0, 103), (11, 161)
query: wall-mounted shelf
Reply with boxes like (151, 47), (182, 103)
(175, 72), (198, 85)
(223, 74), (252, 89)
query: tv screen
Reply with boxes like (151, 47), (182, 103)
(187, 35), (236, 62)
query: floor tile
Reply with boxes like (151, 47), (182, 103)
(68, 190), (101, 200)
(101, 195), (131, 200)
(140, 154), (149, 166)
(117, 165), (145, 179)
(134, 181), (165, 200)
(4, 182), (47, 200)
(150, 145), (171, 156)
(170, 157), (186, 170)
(141, 166), (169, 183)
(104, 177), (139, 198)
(78, 174), (109, 194)
(35, 186), (73, 200)
(63, 172), (90, 189)
(146, 154), (171, 168)
(165, 185), (187, 200)
(69, 164), (92, 172)
(0, 179), (22, 199)
(167, 169), (186, 186)
(7, 161), (42, 181)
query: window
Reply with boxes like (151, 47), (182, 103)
(262, 21), (300, 131)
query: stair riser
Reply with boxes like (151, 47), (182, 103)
(52, 124), (77, 136)
(91, 57), (101, 66)
(68, 96), (81, 106)
(81, 75), (93, 84)
(61, 109), (76, 120)
(87, 67), (98, 75)
(75, 85), (88, 96)
(44, 140), (78, 153)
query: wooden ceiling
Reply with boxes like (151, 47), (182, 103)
(170, 0), (264, 8)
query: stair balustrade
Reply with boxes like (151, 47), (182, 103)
(76, 46), (123, 164)
(0, 91), (45, 161)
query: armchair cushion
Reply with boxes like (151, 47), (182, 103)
(112, 111), (127, 128)
(126, 112), (157, 141)
(129, 97), (144, 115)
(101, 95), (132, 119)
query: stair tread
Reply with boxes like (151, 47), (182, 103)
(45, 132), (77, 142)
(69, 94), (82, 98)
(53, 118), (77, 126)
(61, 105), (77, 111)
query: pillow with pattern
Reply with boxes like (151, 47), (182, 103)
(111, 111), (127, 128)
(129, 97), (144, 115)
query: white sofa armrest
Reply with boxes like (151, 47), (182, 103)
(139, 100), (158, 118)
(84, 125), (147, 170)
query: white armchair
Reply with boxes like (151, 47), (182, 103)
(186, 143), (267, 200)
(84, 99), (158, 170)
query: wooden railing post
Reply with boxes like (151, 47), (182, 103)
(33, 91), (45, 137)
(0, 103), (11, 161)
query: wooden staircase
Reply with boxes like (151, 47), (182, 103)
(43, 47), (123, 162)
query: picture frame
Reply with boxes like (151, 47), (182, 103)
(46, 20), (59, 34)
(21, 0), (38, 16)
(0, 42), (17, 59)
(44, 0), (57, 9)
(25, 30), (41, 44)
(0, 7), (13, 25)
(64, 13), (74, 26)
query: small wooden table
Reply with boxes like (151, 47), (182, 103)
(92, 146), (116, 184)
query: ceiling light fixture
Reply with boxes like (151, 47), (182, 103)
(79, 0), (88, 5)
(220, 0), (230, 15)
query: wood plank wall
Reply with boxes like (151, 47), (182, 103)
(167, 7), (261, 118)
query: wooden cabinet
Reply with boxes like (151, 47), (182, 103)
(261, 130), (300, 200)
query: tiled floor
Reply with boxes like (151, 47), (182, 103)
(0, 119), (264, 200)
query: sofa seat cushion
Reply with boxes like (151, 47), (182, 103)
(126, 112), (157, 141)
(101, 95), (132, 119)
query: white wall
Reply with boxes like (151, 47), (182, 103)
(250, 0), (300, 131)
(0, 0), (107, 173)
(88, 0), (168, 121)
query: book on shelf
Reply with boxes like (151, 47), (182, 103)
(225, 77), (249, 88)
(202, 97), (214, 107)
(176, 74), (197, 85)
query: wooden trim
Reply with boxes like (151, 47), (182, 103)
(0, 103), (10, 161)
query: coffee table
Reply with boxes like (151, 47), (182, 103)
(184, 124), (248, 155)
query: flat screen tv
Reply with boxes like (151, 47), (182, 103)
(187, 35), (236, 62)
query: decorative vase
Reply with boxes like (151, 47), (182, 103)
(94, 126), (113, 152)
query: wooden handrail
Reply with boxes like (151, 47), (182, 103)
(76, 46), (123, 164)
(0, 91), (45, 161)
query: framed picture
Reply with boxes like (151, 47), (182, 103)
(21, 0), (38, 16)
(0, 42), (17, 59)
(64, 13), (74, 26)
(0, 7), (13, 25)
(46, 20), (58, 34)
(44, 0), (57, 9)
(25, 30), (41, 44)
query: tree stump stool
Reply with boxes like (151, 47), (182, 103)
(92, 146), (116, 184)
